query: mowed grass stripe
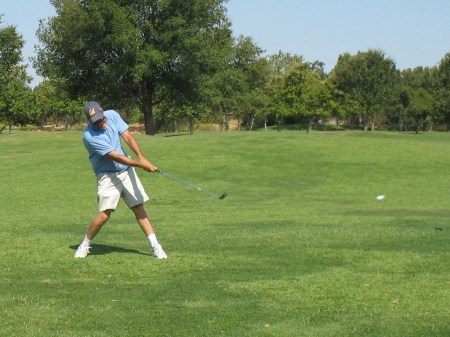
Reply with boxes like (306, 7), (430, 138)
(0, 130), (449, 337)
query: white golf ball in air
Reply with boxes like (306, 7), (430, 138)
(376, 195), (385, 200)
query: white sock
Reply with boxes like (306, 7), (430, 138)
(82, 236), (91, 247)
(147, 234), (159, 248)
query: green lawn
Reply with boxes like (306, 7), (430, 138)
(1, 130), (449, 337)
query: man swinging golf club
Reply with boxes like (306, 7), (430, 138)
(74, 101), (167, 259)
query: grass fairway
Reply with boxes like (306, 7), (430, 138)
(1, 130), (449, 337)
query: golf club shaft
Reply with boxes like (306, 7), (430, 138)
(157, 169), (225, 199)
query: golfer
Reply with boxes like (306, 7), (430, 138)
(74, 101), (167, 259)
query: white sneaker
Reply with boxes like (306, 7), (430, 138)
(74, 244), (91, 258)
(152, 244), (167, 259)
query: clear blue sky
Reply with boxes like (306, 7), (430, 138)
(2, 0), (449, 87)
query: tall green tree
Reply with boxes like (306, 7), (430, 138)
(265, 52), (304, 128)
(206, 66), (241, 131)
(331, 49), (401, 131)
(398, 67), (437, 132)
(267, 55), (333, 133)
(34, 79), (84, 130)
(434, 52), (450, 129)
(206, 36), (253, 132)
(231, 36), (270, 131)
(0, 18), (33, 133)
(35, 0), (232, 135)
(300, 72), (333, 133)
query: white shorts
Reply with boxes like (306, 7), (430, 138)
(97, 167), (149, 211)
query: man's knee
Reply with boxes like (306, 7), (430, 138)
(131, 203), (143, 210)
(131, 204), (147, 217)
(99, 209), (113, 223)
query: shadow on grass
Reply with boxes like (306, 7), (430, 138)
(349, 208), (450, 218)
(70, 244), (149, 256)
(164, 133), (191, 138)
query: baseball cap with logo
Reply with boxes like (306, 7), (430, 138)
(84, 101), (103, 123)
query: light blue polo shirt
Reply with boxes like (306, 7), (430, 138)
(83, 109), (129, 175)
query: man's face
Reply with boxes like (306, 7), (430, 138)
(92, 113), (107, 130)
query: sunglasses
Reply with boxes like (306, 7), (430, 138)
(93, 116), (106, 127)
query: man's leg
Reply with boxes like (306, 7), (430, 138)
(131, 204), (167, 259)
(74, 209), (113, 258)
(131, 204), (154, 235)
(86, 209), (113, 240)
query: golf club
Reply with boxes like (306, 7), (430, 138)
(157, 169), (228, 200)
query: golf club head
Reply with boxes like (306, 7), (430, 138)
(219, 192), (228, 200)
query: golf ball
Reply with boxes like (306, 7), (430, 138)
(376, 195), (385, 200)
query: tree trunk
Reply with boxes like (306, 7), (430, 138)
(188, 118), (194, 134)
(248, 115), (255, 131)
(41, 113), (47, 130)
(210, 116), (215, 131)
(64, 112), (70, 131)
(307, 119), (313, 133)
(143, 102), (156, 135)
(222, 112), (228, 132)
(141, 82), (156, 135)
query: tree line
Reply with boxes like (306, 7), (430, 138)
(1, 0), (449, 135)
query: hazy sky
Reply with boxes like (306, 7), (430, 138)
(2, 0), (449, 87)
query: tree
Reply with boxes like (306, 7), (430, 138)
(300, 72), (333, 133)
(331, 49), (401, 131)
(33, 80), (61, 128)
(35, 0), (232, 135)
(0, 18), (34, 133)
(34, 79), (84, 130)
(434, 52), (450, 129)
(265, 52), (304, 129)
(267, 55), (332, 133)
(399, 86), (433, 133)
(397, 67), (437, 132)
(231, 36), (270, 131)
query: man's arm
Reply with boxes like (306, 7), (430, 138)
(106, 130), (158, 172)
(120, 130), (146, 160)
